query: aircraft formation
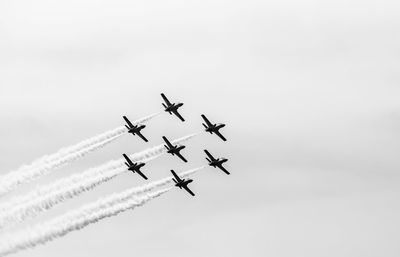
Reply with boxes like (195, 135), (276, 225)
(122, 93), (229, 196)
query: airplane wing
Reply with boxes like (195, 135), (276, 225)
(217, 164), (230, 175)
(161, 93), (171, 106)
(204, 150), (216, 161)
(162, 136), (173, 148)
(122, 154), (134, 166)
(171, 170), (181, 182)
(182, 185), (195, 196)
(214, 130), (227, 141)
(172, 109), (185, 122)
(136, 131), (148, 142)
(123, 116), (134, 128)
(201, 114), (212, 126)
(135, 169), (148, 180)
(176, 152), (188, 163)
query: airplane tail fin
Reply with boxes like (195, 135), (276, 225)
(206, 157), (211, 163)
(125, 125), (130, 130)
(124, 162), (130, 167)
(172, 178), (178, 184)
(203, 123), (212, 133)
(162, 103), (167, 109)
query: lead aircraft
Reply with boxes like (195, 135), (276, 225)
(161, 93), (185, 122)
(201, 114), (227, 141)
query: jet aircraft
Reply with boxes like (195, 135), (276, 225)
(161, 93), (185, 122)
(171, 170), (195, 196)
(123, 154), (148, 180)
(162, 136), (188, 162)
(123, 116), (148, 142)
(201, 114), (227, 141)
(204, 149), (230, 175)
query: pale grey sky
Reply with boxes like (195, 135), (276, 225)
(1, 0), (400, 256)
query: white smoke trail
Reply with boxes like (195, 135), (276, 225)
(0, 112), (160, 197)
(0, 187), (171, 257)
(0, 134), (197, 230)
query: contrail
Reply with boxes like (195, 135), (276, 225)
(0, 134), (198, 230)
(0, 113), (160, 197)
(0, 187), (171, 257)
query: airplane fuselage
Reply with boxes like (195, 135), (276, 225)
(164, 103), (183, 113)
(166, 145), (185, 155)
(205, 123), (225, 133)
(175, 179), (193, 188)
(128, 162), (145, 172)
(128, 124), (145, 134)
(210, 158), (228, 167)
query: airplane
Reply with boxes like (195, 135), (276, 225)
(123, 154), (148, 180)
(123, 116), (148, 142)
(162, 136), (188, 162)
(204, 149), (230, 175)
(201, 114), (227, 141)
(161, 93), (185, 122)
(171, 170), (195, 196)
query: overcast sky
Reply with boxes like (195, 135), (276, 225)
(1, 0), (400, 256)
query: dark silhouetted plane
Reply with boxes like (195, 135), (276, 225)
(171, 170), (195, 196)
(123, 116), (148, 142)
(201, 114), (227, 141)
(161, 93), (185, 122)
(162, 136), (188, 162)
(204, 150), (230, 175)
(123, 154), (148, 180)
